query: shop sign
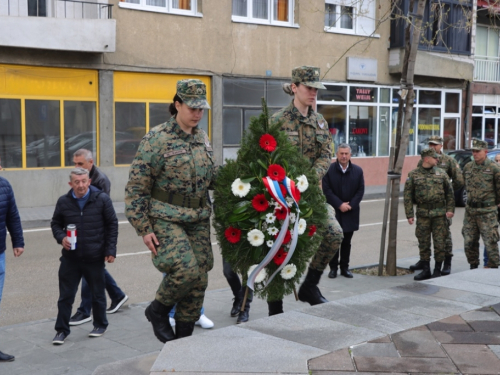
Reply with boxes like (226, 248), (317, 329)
(347, 57), (378, 82)
(349, 86), (377, 102)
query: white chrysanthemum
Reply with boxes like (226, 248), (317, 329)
(248, 264), (267, 283)
(296, 175), (309, 192)
(231, 178), (251, 197)
(297, 219), (307, 235)
(265, 212), (276, 224)
(286, 197), (294, 207)
(266, 240), (274, 248)
(247, 229), (265, 247)
(267, 227), (279, 236)
(289, 213), (296, 224)
(280, 263), (297, 280)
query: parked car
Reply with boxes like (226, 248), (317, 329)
(447, 148), (500, 207)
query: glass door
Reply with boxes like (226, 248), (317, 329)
(443, 118), (459, 152)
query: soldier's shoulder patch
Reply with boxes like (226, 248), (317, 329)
(164, 149), (187, 158)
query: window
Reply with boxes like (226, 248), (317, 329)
(232, 0), (296, 27)
(119, 0), (200, 16)
(324, 0), (376, 36)
(28, 0), (47, 17)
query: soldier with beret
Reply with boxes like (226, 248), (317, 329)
(125, 79), (217, 342)
(266, 66), (344, 315)
(410, 135), (463, 276)
(462, 138), (500, 269)
(404, 148), (455, 280)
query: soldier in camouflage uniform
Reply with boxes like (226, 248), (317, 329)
(411, 135), (464, 276)
(266, 66), (343, 315)
(462, 138), (500, 269)
(125, 79), (216, 343)
(404, 148), (455, 281)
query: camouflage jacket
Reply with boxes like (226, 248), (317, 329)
(125, 118), (216, 236)
(270, 100), (332, 181)
(404, 166), (454, 219)
(463, 158), (500, 214)
(417, 152), (464, 191)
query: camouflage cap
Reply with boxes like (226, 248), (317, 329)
(176, 79), (210, 109)
(420, 148), (438, 159)
(471, 138), (488, 151)
(428, 135), (443, 145)
(291, 66), (326, 90)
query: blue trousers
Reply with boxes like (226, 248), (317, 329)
(76, 268), (125, 316)
(0, 252), (5, 310)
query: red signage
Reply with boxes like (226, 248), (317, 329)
(352, 128), (368, 135)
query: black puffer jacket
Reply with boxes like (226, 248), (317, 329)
(51, 185), (118, 262)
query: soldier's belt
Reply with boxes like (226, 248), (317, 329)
(418, 202), (445, 209)
(467, 201), (495, 208)
(151, 187), (206, 209)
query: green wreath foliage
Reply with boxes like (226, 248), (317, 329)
(213, 99), (327, 302)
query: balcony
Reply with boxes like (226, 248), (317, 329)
(0, 0), (116, 53)
(474, 57), (500, 83)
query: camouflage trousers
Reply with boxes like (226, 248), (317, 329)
(415, 215), (449, 262)
(309, 204), (344, 272)
(150, 217), (213, 322)
(445, 218), (453, 257)
(462, 211), (499, 268)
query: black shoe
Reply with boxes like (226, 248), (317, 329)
(52, 331), (68, 345)
(0, 351), (15, 362)
(414, 261), (431, 281)
(230, 296), (242, 317)
(267, 300), (284, 316)
(176, 321), (195, 339)
(431, 261), (442, 278)
(144, 301), (175, 343)
(69, 312), (91, 326)
(298, 268), (328, 305)
(409, 260), (425, 271)
(471, 264), (479, 269)
(328, 269), (337, 279)
(441, 256), (452, 276)
(107, 295), (129, 314)
(89, 326), (107, 337)
(340, 268), (353, 278)
(236, 309), (249, 324)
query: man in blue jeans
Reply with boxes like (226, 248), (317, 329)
(69, 149), (128, 326)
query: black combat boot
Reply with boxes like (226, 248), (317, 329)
(431, 261), (442, 278)
(470, 264), (479, 269)
(175, 321), (195, 339)
(230, 292), (243, 317)
(298, 268), (328, 305)
(409, 260), (425, 271)
(413, 261), (432, 281)
(441, 256), (452, 276)
(267, 300), (284, 316)
(236, 290), (253, 324)
(145, 300), (175, 343)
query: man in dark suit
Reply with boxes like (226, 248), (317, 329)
(322, 144), (365, 278)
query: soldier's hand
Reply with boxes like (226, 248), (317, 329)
(408, 218), (414, 225)
(446, 212), (454, 219)
(143, 233), (159, 256)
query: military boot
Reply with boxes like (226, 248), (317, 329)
(298, 268), (328, 305)
(441, 256), (452, 276)
(470, 264), (479, 269)
(267, 300), (283, 316)
(431, 261), (442, 278)
(144, 300), (175, 343)
(175, 321), (195, 339)
(414, 261), (431, 281)
(409, 260), (425, 271)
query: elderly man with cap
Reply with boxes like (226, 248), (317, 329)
(404, 148), (455, 281)
(265, 66), (343, 315)
(410, 135), (463, 276)
(125, 79), (217, 343)
(462, 138), (500, 269)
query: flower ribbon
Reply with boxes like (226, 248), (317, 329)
(247, 176), (300, 291)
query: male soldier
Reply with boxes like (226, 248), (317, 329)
(404, 148), (455, 280)
(462, 138), (500, 269)
(410, 135), (463, 276)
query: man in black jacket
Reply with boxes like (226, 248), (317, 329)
(322, 144), (365, 279)
(51, 168), (118, 345)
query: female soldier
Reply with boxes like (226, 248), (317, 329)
(267, 66), (344, 315)
(125, 79), (216, 343)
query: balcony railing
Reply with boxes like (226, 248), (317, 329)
(474, 57), (500, 83)
(1, 0), (113, 19)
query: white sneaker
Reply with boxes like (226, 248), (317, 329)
(169, 317), (176, 327)
(195, 314), (214, 329)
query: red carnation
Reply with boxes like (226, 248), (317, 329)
(279, 184), (288, 198)
(275, 230), (291, 245)
(267, 164), (286, 181)
(259, 134), (277, 152)
(252, 194), (269, 212)
(225, 226), (241, 244)
(273, 248), (287, 265)
(275, 206), (288, 220)
(308, 225), (317, 237)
